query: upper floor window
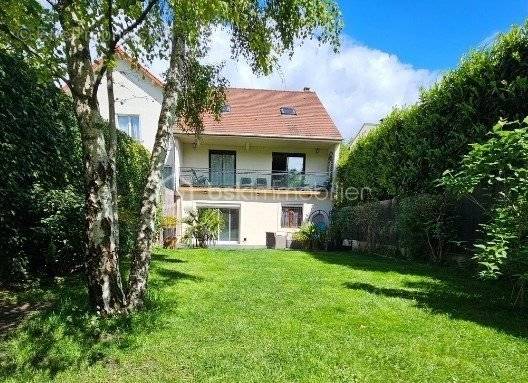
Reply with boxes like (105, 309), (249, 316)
(117, 114), (140, 140)
(272, 152), (305, 173)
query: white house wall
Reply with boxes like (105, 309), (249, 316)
(96, 60), (163, 152)
(179, 191), (333, 246)
(180, 142), (332, 173)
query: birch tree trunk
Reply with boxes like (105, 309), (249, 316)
(127, 31), (185, 309)
(107, 66), (120, 259)
(106, 0), (120, 263)
(61, 10), (125, 314)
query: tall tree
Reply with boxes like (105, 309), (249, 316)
(127, 0), (343, 309)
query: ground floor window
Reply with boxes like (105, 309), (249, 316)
(198, 207), (239, 242)
(281, 205), (303, 228)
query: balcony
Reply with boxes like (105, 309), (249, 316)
(179, 168), (331, 191)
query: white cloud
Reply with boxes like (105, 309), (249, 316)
(152, 28), (438, 139)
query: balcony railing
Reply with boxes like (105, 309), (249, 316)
(179, 167), (331, 191)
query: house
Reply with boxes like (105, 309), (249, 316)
(351, 122), (378, 144)
(95, 51), (342, 247)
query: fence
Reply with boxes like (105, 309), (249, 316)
(334, 194), (484, 263)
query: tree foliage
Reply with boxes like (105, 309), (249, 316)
(337, 22), (528, 204)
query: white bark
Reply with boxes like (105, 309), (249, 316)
(127, 31), (185, 309)
(61, 8), (125, 314)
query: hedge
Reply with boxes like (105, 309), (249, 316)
(337, 22), (528, 205)
(0, 51), (149, 282)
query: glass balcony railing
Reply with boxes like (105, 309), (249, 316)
(179, 168), (332, 191)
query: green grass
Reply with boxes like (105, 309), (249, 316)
(1, 249), (528, 382)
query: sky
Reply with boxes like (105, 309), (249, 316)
(172, 0), (527, 139)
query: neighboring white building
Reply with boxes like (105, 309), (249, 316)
(95, 51), (343, 247)
(351, 122), (378, 144)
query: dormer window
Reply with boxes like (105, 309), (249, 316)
(280, 106), (297, 116)
(221, 104), (231, 113)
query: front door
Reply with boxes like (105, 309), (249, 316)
(209, 150), (236, 187)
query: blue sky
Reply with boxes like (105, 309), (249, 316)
(340, 0), (527, 70)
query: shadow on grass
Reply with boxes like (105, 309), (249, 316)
(310, 251), (528, 338)
(0, 266), (195, 381)
(344, 280), (528, 338)
(151, 252), (187, 264)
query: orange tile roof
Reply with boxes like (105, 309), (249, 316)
(178, 88), (342, 140)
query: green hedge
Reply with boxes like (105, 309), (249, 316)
(0, 51), (149, 282)
(337, 22), (528, 204)
(332, 195), (466, 263)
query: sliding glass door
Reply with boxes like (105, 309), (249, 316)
(218, 208), (239, 242)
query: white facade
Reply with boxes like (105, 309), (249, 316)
(98, 57), (341, 247)
(96, 59), (163, 152)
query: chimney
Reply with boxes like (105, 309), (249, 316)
(303, 87), (311, 92)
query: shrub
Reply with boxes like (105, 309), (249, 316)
(331, 200), (396, 251)
(292, 222), (328, 250)
(116, 132), (149, 257)
(441, 117), (528, 303)
(0, 51), (82, 281)
(182, 209), (223, 248)
(396, 194), (455, 263)
(338, 22), (528, 204)
(0, 50), (149, 282)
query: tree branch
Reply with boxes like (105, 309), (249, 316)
(0, 21), (71, 88)
(91, 0), (159, 100)
(112, 0), (158, 48)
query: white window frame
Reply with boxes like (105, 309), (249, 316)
(117, 114), (141, 141)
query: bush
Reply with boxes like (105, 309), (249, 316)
(396, 194), (455, 263)
(116, 132), (149, 257)
(332, 195), (466, 263)
(441, 118), (528, 301)
(292, 222), (328, 250)
(0, 51), (149, 282)
(182, 209), (223, 248)
(337, 22), (528, 204)
(331, 200), (397, 252)
(0, 51), (82, 281)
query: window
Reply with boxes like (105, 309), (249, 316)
(209, 150), (236, 187)
(162, 165), (173, 190)
(197, 207), (239, 242)
(280, 106), (297, 116)
(281, 205), (303, 228)
(272, 153), (305, 173)
(117, 115), (140, 140)
(272, 152), (306, 188)
(221, 104), (231, 113)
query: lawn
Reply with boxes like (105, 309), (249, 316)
(1, 249), (528, 382)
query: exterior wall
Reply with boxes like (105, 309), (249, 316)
(180, 142), (331, 173)
(178, 190), (332, 246)
(96, 60), (163, 152)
